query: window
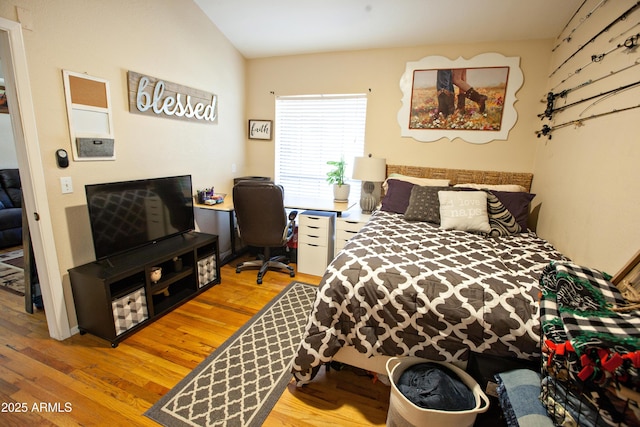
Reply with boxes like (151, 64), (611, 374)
(275, 94), (367, 201)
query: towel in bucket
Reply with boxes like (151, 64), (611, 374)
(397, 362), (475, 411)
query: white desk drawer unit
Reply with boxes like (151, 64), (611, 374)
(297, 210), (335, 276)
(334, 209), (370, 257)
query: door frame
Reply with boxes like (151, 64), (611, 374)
(0, 17), (71, 340)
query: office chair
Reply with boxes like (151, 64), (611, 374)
(232, 180), (297, 284)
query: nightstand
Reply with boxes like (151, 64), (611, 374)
(334, 207), (371, 257)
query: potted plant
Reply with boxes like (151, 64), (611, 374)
(326, 157), (350, 202)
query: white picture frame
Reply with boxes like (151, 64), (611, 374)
(397, 52), (523, 144)
(62, 70), (115, 161)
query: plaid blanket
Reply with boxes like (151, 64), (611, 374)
(540, 261), (640, 356)
(539, 261), (640, 425)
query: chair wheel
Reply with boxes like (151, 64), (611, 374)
(257, 278), (262, 284)
(236, 268), (241, 273)
(290, 271), (295, 277)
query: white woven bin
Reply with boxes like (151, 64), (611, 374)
(386, 357), (489, 427)
(197, 255), (217, 288)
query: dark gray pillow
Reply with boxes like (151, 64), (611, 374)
(403, 186), (452, 223)
(380, 179), (415, 214)
(491, 190), (535, 231)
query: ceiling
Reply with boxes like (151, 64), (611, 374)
(194, 0), (583, 59)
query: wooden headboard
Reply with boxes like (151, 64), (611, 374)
(386, 165), (534, 192)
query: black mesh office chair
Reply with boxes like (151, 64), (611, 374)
(233, 180), (297, 284)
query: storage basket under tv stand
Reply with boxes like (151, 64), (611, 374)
(69, 231), (220, 347)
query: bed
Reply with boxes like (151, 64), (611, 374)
(291, 165), (567, 385)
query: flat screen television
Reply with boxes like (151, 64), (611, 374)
(85, 175), (195, 260)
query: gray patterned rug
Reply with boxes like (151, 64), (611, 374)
(145, 281), (317, 427)
(0, 249), (24, 296)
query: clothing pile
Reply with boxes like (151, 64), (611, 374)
(539, 261), (640, 426)
(397, 362), (475, 411)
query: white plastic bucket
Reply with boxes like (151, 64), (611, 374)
(386, 357), (489, 427)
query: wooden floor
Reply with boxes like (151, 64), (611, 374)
(0, 248), (391, 426)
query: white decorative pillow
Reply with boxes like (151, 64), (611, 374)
(438, 191), (490, 233)
(383, 174), (450, 192)
(454, 183), (526, 192)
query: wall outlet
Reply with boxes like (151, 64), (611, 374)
(60, 176), (73, 194)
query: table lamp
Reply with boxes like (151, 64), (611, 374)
(352, 154), (386, 214)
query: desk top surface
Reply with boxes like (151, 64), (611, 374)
(194, 198), (234, 212)
(284, 196), (355, 213)
(194, 195), (355, 213)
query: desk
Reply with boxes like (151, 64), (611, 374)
(194, 196), (356, 266)
(282, 196), (355, 216)
(195, 196), (354, 213)
(194, 199), (237, 265)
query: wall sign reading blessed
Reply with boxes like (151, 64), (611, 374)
(127, 71), (218, 124)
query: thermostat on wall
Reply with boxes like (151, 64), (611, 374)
(56, 149), (69, 168)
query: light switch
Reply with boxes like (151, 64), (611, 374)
(60, 177), (73, 194)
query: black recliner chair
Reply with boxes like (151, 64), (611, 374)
(233, 180), (297, 284)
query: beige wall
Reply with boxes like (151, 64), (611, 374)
(0, 0), (246, 327)
(246, 40), (552, 179)
(1, 0), (636, 333)
(246, 34), (638, 274)
(533, 0), (639, 274)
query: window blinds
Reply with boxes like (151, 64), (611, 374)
(275, 94), (367, 201)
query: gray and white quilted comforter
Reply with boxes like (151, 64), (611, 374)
(292, 210), (567, 385)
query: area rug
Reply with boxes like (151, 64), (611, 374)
(0, 249), (25, 296)
(145, 281), (318, 427)
(0, 248), (24, 267)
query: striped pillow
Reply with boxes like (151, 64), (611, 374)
(486, 192), (522, 236)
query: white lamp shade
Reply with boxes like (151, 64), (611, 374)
(352, 156), (386, 182)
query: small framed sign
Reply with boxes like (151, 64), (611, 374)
(248, 119), (272, 140)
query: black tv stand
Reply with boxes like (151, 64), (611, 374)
(69, 231), (219, 347)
